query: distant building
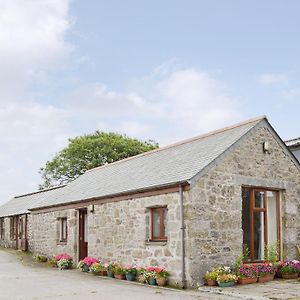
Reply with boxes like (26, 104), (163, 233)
(285, 137), (300, 162)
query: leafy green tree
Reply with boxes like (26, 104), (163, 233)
(39, 131), (158, 189)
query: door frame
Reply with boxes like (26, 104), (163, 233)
(242, 187), (281, 261)
(78, 208), (88, 260)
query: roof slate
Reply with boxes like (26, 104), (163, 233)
(0, 186), (65, 217)
(29, 116), (265, 209)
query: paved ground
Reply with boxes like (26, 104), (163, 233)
(0, 249), (300, 300)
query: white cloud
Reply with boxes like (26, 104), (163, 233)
(0, 0), (73, 203)
(0, 0), (72, 99)
(0, 102), (73, 202)
(257, 73), (288, 86)
(65, 66), (243, 144)
(282, 88), (300, 100)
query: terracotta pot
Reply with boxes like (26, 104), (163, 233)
(114, 273), (125, 280)
(206, 279), (217, 286)
(238, 277), (257, 285)
(282, 272), (299, 279)
(258, 274), (274, 283)
(99, 270), (107, 276)
(156, 277), (167, 286)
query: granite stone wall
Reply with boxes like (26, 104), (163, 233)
(0, 217), (15, 248)
(88, 192), (183, 285)
(185, 125), (300, 286)
(31, 209), (78, 259)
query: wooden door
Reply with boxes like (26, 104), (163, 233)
(17, 215), (27, 251)
(78, 209), (88, 260)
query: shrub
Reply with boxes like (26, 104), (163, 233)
(35, 254), (48, 263)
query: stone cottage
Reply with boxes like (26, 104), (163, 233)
(1, 116), (300, 287)
(0, 186), (64, 251)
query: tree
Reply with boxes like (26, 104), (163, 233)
(39, 131), (159, 189)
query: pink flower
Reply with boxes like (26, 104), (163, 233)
(55, 253), (72, 261)
(82, 257), (99, 266)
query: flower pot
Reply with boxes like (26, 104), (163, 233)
(107, 271), (114, 278)
(125, 273), (136, 281)
(148, 277), (157, 285)
(156, 277), (168, 287)
(258, 274), (274, 283)
(218, 281), (235, 287)
(82, 264), (90, 272)
(237, 277), (257, 285)
(99, 270), (107, 276)
(114, 273), (125, 280)
(282, 272), (299, 279)
(276, 270), (282, 278)
(137, 275), (146, 284)
(206, 279), (217, 286)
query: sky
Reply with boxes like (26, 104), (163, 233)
(0, 0), (300, 203)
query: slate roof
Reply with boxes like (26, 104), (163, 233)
(29, 116), (266, 210)
(0, 185), (65, 217)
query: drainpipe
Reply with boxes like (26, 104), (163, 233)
(179, 185), (186, 289)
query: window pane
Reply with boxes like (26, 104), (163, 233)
(242, 188), (251, 260)
(267, 191), (278, 246)
(254, 211), (264, 260)
(153, 210), (161, 238)
(255, 191), (264, 208)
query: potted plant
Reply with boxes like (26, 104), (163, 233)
(204, 269), (218, 286)
(217, 274), (237, 287)
(107, 263), (117, 278)
(236, 264), (258, 284)
(257, 263), (276, 283)
(155, 267), (170, 287)
(145, 267), (157, 285)
(124, 265), (137, 281)
(77, 257), (98, 272)
(90, 262), (108, 276)
(137, 268), (147, 283)
(279, 260), (300, 279)
(114, 264), (126, 280)
(35, 254), (48, 263)
(47, 257), (58, 268)
(204, 266), (232, 286)
(55, 253), (73, 270)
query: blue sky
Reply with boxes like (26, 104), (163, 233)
(0, 0), (299, 202)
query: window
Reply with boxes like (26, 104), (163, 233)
(151, 207), (167, 241)
(242, 187), (280, 261)
(59, 218), (68, 242)
(10, 216), (17, 240)
(0, 218), (4, 239)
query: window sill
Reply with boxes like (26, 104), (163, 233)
(57, 241), (67, 245)
(145, 240), (167, 246)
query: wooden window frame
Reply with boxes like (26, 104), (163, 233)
(0, 218), (4, 239)
(243, 187), (281, 262)
(150, 207), (167, 241)
(59, 217), (68, 242)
